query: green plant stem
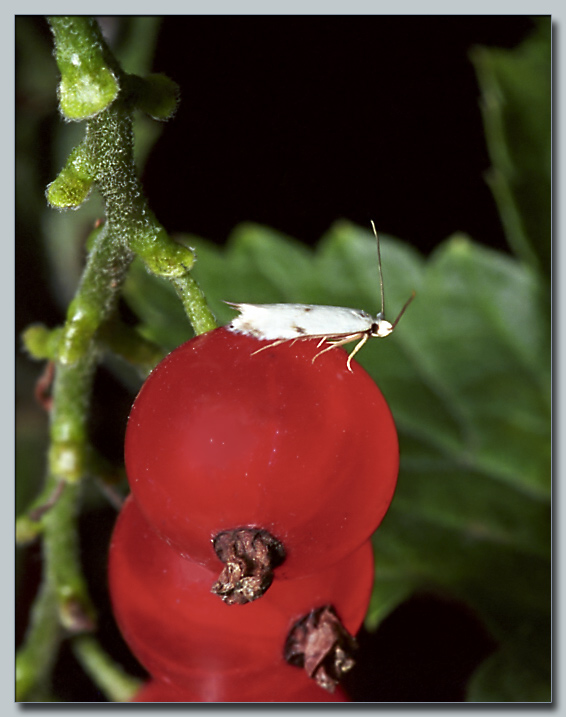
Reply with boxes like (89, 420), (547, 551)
(72, 635), (142, 702)
(16, 344), (100, 697)
(48, 16), (216, 333)
(16, 580), (61, 701)
(41, 481), (96, 631)
(172, 273), (218, 335)
(57, 224), (131, 368)
(17, 16), (217, 700)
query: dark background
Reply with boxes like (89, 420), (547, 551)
(144, 15), (535, 256)
(17, 15), (538, 702)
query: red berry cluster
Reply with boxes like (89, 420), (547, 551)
(108, 327), (399, 702)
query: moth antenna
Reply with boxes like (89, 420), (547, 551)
(370, 220), (386, 317)
(390, 290), (416, 330)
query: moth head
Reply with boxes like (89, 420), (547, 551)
(372, 317), (394, 338)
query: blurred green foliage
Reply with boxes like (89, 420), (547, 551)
(471, 19), (551, 277)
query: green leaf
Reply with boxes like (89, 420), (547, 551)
(365, 573), (416, 630)
(467, 645), (551, 702)
(471, 19), (551, 276)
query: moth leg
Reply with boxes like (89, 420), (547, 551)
(250, 334), (326, 358)
(345, 333), (369, 372)
(311, 334), (362, 365)
(250, 338), (292, 356)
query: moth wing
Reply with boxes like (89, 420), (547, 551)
(225, 302), (373, 341)
(294, 306), (373, 336)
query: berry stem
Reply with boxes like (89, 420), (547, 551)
(171, 273), (218, 335)
(72, 635), (142, 702)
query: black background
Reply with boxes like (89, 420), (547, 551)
(18, 15), (538, 702)
(143, 15), (535, 256)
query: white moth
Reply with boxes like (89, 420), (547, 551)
(226, 221), (415, 371)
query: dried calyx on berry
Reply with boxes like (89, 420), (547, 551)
(284, 605), (358, 692)
(211, 527), (286, 605)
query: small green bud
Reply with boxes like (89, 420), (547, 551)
(22, 324), (63, 360)
(129, 73), (180, 120)
(49, 16), (120, 120)
(59, 64), (119, 120)
(47, 144), (95, 209)
(16, 516), (43, 545)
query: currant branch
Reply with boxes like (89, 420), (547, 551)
(17, 15), (216, 701)
(15, 580), (60, 701)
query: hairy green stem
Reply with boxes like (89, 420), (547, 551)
(18, 15), (218, 701)
(42, 481), (96, 631)
(16, 580), (61, 701)
(172, 273), (218, 335)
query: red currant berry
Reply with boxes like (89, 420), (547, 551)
(125, 327), (398, 579)
(109, 496), (374, 699)
(130, 677), (349, 703)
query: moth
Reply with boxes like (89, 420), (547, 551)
(226, 221), (415, 371)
